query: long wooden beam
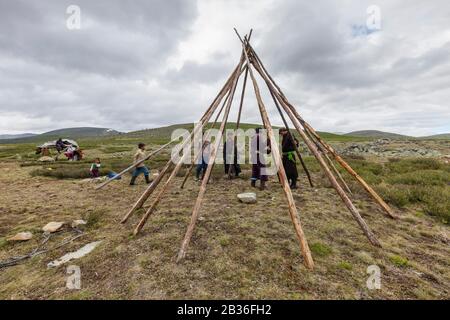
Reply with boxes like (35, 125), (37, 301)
(249, 45), (396, 219)
(180, 87), (232, 189)
(250, 54), (381, 247)
(134, 54), (246, 236)
(236, 31), (315, 269)
(176, 53), (245, 261)
(122, 60), (246, 222)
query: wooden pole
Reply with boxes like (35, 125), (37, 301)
(246, 36), (314, 269)
(176, 53), (245, 261)
(233, 30), (315, 269)
(248, 45), (396, 219)
(300, 121), (397, 219)
(120, 160), (172, 223)
(180, 88), (232, 189)
(122, 59), (245, 221)
(250, 55), (381, 247)
(134, 54), (246, 236)
(226, 65), (249, 178)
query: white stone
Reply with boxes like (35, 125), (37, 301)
(42, 221), (64, 233)
(237, 192), (257, 204)
(7, 232), (33, 241)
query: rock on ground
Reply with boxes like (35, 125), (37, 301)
(42, 221), (64, 233)
(237, 192), (257, 204)
(7, 232), (33, 241)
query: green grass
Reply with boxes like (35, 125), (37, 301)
(343, 158), (450, 224)
(337, 261), (353, 270)
(389, 254), (409, 267)
(310, 242), (333, 257)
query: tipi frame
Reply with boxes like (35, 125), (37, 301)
(101, 29), (397, 270)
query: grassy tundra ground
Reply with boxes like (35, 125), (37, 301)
(0, 134), (449, 299)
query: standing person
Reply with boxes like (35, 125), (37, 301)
(223, 132), (241, 178)
(196, 140), (211, 181)
(279, 128), (299, 189)
(250, 128), (271, 190)
(130, 143), (151, 185)
(90, 158), (101, 178)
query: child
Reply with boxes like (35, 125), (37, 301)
(130, 143), (151, 185)
(90, 158), (101, 178)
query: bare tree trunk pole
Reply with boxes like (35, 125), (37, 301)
(180, 89), (232, 189)
(248, 44), (395, 219)
(134, 54), (246, 236)
(227, 65), (249, 178)
(120, 160), (173, 223)
(176, 54), (245, 262)
(236, 33), (314, 269)
(301, 121), (397, 219)
(123, 60), (245, 221)
(250, 56), (381, 247)
(249, 46), (395, 219)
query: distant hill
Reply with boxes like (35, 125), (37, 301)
(127, 122), (361, 142)
(0, 133), (37, 140)
(345, 130), (411, 139)
(39, 127), (121, 138)
(421, 133), (450, 140)
(0, 127), (121, 144)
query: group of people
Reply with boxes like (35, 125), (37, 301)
(194, 127), (300, 190)
(88, 128), (301, 189)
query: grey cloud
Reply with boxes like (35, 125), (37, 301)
(0, 0), (449, 136)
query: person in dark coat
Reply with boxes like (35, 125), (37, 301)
(279, 128), (299, 189)
(223, 132), (241, 177)
(251, 128), (271, 190)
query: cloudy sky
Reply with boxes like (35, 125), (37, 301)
(0, 0), (449, 136)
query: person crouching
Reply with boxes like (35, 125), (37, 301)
(90, 158), (101, 178)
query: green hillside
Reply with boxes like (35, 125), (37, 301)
(345, 130), (411, 139)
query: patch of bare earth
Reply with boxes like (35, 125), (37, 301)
(0, 161), (449, 299)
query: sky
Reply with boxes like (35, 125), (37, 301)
(0, 0), (449, 136)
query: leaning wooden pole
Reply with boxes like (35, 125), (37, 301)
(250, 55), (381, 247)
(123, 60), (245, 221)
(180, 88), (232, 189)
(249, 46), (395, 219)
(299, 121), (396, 219)
(134, 54), (246, 236)
(176, 54), (244, 261)
(235, 32), (314, 269)
(227, 65), (249, 178)
(120, 160), (173, 223)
